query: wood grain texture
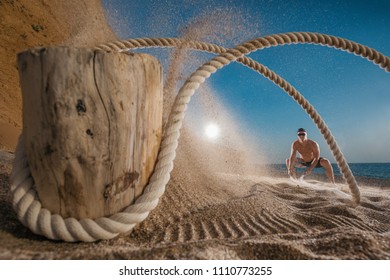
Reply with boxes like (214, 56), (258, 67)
(18, 47), (162, 219)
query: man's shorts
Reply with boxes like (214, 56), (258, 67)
(295, 157), (323, 168)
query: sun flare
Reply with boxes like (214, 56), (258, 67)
(205, 123), (220, 140)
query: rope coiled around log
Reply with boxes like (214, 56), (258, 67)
(9, 32), (390, 242)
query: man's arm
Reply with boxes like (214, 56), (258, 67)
(305, 141), (320, 175)
(288, 142), (297, 175)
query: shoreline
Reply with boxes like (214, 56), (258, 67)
(2, 149), (389, 187)
(252, 164), (390, 188)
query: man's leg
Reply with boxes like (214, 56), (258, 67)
(320, 158), (335, 184)
(286, 158), (291, 174)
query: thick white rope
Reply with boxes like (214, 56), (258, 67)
(94, 34), (388, 207)
(9, 32), (389, 242)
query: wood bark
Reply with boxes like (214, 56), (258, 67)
(18, 47), (162, 219)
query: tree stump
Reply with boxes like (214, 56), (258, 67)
(18, 47), (163, 219)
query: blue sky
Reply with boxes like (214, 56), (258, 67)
(102, 0), (390, 163)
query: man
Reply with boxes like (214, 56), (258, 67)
(286, 128), (335, 184)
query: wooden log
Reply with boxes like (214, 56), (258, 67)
(18, 47), (163, 219)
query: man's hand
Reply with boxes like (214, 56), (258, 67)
(304, 168), (312, 176)
(289, 168), (297, 179)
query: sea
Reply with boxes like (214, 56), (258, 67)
(266, 163), (390, 179)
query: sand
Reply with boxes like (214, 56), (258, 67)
(1, 147), (390, 259)
(0, 0), (389, 260)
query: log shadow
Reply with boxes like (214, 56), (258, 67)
(0, 171), (46, 241)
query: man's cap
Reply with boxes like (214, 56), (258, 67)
(297, 128), (306, 133)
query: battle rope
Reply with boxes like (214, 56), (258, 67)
(9, 32), (389, 242)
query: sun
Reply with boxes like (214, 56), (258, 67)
(205, 123), (220, 140)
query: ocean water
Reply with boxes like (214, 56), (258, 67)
(267, 163), (390, 179)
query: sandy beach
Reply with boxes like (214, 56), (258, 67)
(1, 146), (390, 259)
(0, 0), (389, 260)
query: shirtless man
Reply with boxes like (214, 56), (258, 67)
(286, 128), (335, 184)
